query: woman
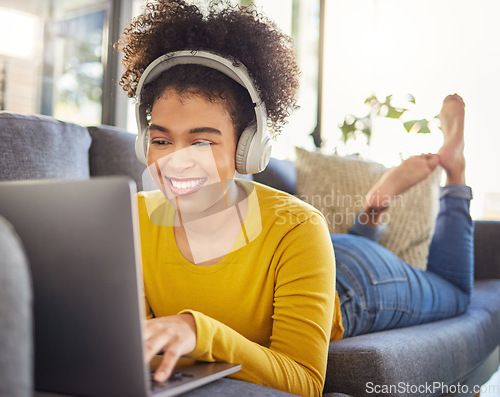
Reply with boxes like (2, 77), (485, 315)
(115, 1), (473, 395)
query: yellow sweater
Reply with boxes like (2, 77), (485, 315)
(137, 180), (343, 396)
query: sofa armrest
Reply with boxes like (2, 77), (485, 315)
(0, 216), (33, 396)
(474, 220), (500, 280)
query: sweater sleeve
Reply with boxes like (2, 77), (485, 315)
(180, 211), (336, 396)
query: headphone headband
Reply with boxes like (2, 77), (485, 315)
(134, 50), (271, 173)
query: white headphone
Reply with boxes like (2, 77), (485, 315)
(134, 50), (272, 174)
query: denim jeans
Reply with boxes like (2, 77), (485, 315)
(334, 184), (474, 338)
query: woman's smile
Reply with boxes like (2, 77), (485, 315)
(165, 176), (208, 196)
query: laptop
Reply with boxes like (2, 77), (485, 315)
(0, 177), (241, 397)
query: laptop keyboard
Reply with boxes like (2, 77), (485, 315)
(150, 370), (195, 392)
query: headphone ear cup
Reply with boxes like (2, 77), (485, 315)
(135, 128), (148, 166)
(235, 124), (272, 174)
(235, 125), (256, 174)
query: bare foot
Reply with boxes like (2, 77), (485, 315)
(366, 154), (440, 211)
(437, 94), (466, 184)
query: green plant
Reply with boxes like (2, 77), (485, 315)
(338, 94), (436, 145)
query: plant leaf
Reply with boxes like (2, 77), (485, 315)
(364, 94), (378, 105)
(407, 93), (416, 104)
(404, 119), (431, 134)
(386, 107), (407, 119)
(416, 120), (431, 134)
(403, 120), (418, 132)
(339, 117), (358, 144)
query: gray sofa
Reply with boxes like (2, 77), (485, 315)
(1, 111), (499, 397)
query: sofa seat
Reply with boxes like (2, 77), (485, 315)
(324, 280), (500, 396)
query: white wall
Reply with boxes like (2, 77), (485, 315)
(323, 0), (500, 219)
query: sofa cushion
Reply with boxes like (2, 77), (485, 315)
(87, 125), (154, 191)
(0, 112), (91, 180)
(179, 378), (296, 396)
(253, 158), (297, 195)
(324, 280), (500, 396)
(295, 147), (441, 270)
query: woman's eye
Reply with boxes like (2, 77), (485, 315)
(151, 139), (170, 145)
(194, 141), (213, 147)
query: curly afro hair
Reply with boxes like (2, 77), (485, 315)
(115, 0), (300, 136)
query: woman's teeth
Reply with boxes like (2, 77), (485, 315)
(169, 178), (205, 189)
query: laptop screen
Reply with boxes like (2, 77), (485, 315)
(0, 177), (149, 396)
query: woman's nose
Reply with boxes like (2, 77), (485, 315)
(166, 145), (197, 172)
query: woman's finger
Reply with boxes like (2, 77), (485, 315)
(144, 328), (169, 363)
(144, 320), (175, 362)
(143, 314), (198, 381)
(153, 334), (184, 382)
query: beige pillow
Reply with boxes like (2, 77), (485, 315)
(295, 147), (442, 270)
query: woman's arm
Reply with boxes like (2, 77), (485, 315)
(181, 212), (336, 396)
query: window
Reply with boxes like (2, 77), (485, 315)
(41, 3), (107, 125)
(0, 6), (41, 113)
(0, 0), (115, 126)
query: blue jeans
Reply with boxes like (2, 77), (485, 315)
(334, 184), (474, 338)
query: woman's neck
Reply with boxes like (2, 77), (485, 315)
(174, 179), (245, 225)
(173, 180), (250, 265)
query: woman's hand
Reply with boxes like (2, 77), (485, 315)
(144, 313), (197, 382)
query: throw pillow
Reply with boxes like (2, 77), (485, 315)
(295, 147), (442, 270)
